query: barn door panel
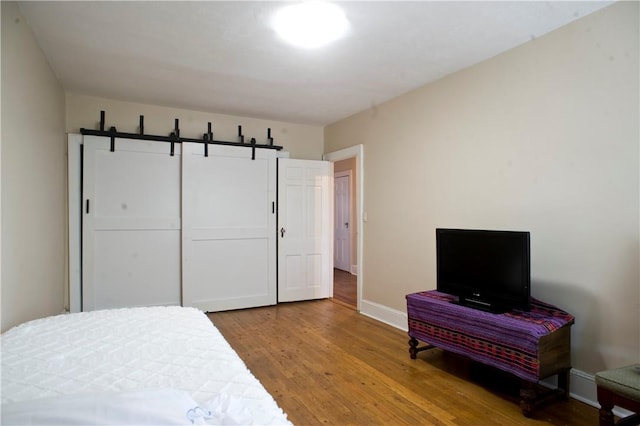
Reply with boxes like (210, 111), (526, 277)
(181, 142), (277, 312)
(82, 136), (181, 311)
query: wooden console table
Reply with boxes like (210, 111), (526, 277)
(406, 290), (574, 417)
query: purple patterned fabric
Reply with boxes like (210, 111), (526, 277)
(406, 290), (574, 382)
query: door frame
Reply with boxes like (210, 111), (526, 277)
(323, 145), (363, 312)
(68, 134), (83, 313)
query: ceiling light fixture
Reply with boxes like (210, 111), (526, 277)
(273, 1), (349, 49)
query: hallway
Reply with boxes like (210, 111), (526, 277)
(332, 268), (356, 309)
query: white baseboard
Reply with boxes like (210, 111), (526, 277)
(358, 298), (632, 416)
(563, 369), (633, 418)
(567, 369), (597, 405)
(360, 299), (408, 331)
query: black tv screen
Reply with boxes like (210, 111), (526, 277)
(436, 228), (530, 312)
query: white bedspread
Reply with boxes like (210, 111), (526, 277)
(1, 306), (291, 425)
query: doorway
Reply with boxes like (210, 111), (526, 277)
(334, 172), (351, 272)
(333, 165), (355, 308)
(324, 145), (363, 311)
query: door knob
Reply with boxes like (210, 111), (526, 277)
(345, 222), (349, 229)
(280, 227), (286, 237)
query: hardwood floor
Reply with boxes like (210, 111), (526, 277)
(207, 300), (598, 426)
(333, 268), (357, 308)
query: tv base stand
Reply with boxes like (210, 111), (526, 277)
(456, 297), (509, 313)
(406, 290), (574, 417)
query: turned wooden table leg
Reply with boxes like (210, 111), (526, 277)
(409, 337), (419, 359)
(519, 381), (536, 418)
(597, 387), (616, 426)
(558, 368), (570, 400)
(518, 370), (573, 418)
(598, 403), (615, 426)
(408, 337), (434, 359)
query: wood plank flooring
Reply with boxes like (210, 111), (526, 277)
(207, 300), (598, 426)
(333, 268), (357, 308)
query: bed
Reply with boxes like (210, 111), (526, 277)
(1, 306), (291, 425)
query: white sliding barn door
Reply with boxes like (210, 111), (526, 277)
(278, 158), (333, 302)
(82, 136), (181, 311)
(182, 143), (277, 312)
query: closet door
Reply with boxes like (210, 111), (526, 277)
(82, 136), (181, 311)
(181, 142), (277, 312)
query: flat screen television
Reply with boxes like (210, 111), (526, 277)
(436, 228), (531, 313)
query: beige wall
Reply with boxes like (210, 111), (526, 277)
(1, 2), (67, 332)
(66, 94), (324, 161)
(325, 1), (639, 374)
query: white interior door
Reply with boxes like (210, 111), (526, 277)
(278, 158), (333, 302)
(334, 174), (350, 272)
(182, 142), (277, 312)
(82, 136), (182, 311)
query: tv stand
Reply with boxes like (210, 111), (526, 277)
(407, 290), (574, 417)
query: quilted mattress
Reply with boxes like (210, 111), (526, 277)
(1, 306), (291, 425)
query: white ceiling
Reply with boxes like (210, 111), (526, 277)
(19, 1), (612, 126)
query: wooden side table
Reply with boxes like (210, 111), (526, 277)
(406, 290), (574, 417)
(596, 364), (640, 426)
